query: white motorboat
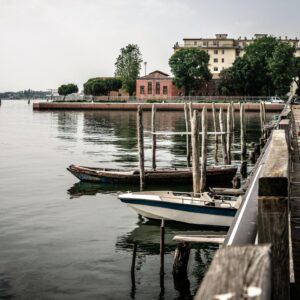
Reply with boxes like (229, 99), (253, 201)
(118, 191), (241, 227)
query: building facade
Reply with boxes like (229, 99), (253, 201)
(174, 34), (300, 79)
(136, 70), (181, 100)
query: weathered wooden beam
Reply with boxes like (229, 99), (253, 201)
(191, 110), (200, 195)
(173, 234), (225, 244)
(195, 245), (271, 300)
(160, 218), (165, 275)
(212, 102), (219, 163)
(184, 102), (191, 167)
(200, 108), (207, 193)
(240, 103), (246, 160)
(258, 129), (289, 300)
(226, 105), (232, 164)
(151, 104), (157, 170)
(172, 242), (191, 277)
(137, 106), (145, 190)
(219, 108), (229, 164)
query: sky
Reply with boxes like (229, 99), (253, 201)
(0, 0), (300, 92)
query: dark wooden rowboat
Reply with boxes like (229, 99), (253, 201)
(67, 164), (237, 185)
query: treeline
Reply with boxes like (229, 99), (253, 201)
(218, 36), (300, 96)
(0, 89), (49, 99)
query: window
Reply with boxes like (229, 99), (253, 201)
(214, 67), (218, 71)
(222, 58), (225, 63)
(194, 41), (197, 46)
(140, 85), (145, 95)
(148, 82), (152, 94)
(155, 82), (160, 95)
(214, 58), (218, 63)
(214, 49), (218, 54)
(203, 41), (207, 46)
(163, 86), (168, 95)
(213, 40), (217, 46)
(222, 49), (225, 54)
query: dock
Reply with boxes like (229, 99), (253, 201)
(191, 99), (300, 299)
(32, 101), (284, 112)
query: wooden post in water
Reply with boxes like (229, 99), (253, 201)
(260, 101), (265, 139)
(160, 219), (165, 275)
(258, 129), (289, 300)
(226, 105), (232, 165)
(212, 103), (218, 163)
(188, 102), (193, 122)
(191, 110), (200, 195)
(173, 242), (191, 277)
(151, 104), (157, 170)
(219, 108), (228, 165)
(137, 106), (145, 190)
(240, 103), (246, 159)
(200, 108), (207, 193)
(184, 102), (191, 167)
(230, 101), (235, 132)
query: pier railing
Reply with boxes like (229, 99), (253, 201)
(195, 111), (291, 299)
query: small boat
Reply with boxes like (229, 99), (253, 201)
(118, 191), (241, 227)
(67, 164), (237, 185)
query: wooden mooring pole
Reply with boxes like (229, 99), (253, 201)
(173, 242), (191, 277)
(212, 103), (218, 163)
(226, 105), (232, 165)
(137, 106), (145, 190)
(191, 110), (200, 195)
(200, 108), (207, 193)
(240, 103), (247, 177)
(258, 129), (289, 300)
(160, 218), (165, 275)
(151, 104), (157, 170)
(184, 102), (191, 167)
(131, 243), (137, 292)
(219, 108), (228, 165)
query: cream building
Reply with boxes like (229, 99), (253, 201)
(174, 34), (300, 79)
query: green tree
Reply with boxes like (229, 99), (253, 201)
(115, 44), (142, 96)
(169, 48), (212, 96)
(268, 42), (295, 96)
(83, 78), (122, 96)
(58, 83), (78, 99)
(293, 57), (300, 95)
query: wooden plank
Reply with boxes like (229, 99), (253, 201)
(195, 245), (271, 300)
(258, 129), (289, 300)
(173, 235), (225, 244)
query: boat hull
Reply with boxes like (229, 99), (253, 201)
(120, 198), (236, 227)
(67, 165), (237, 185)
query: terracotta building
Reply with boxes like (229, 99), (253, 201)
(136, 71), (181, 100)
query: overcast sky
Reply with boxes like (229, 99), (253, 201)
(0, 0), (299, 92)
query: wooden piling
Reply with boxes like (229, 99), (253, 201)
(173, 242), (191, 277)
(200, 108), (207, 193)
(191, 110), (200, 195)
(260, 101), (265, 138)
(212, 103), (218, 163)
(240, 103), (246, 160)
(258, 129), (289, 300)
(230, 101), (235, 131)
(226, 105), (232, 165)
(219, 108), (228, 165)
(137, 106), (145, 190)
(188, 101), (193, 122)
(160, 219), (165, 275)
(184, 102), (191, 167)
(151, 104), (157, 170)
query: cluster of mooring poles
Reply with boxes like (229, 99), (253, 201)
(133, 101), (257, 284)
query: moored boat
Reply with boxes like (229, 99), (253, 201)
(67, 164), (237, 185)
(118, 191), (240, 227)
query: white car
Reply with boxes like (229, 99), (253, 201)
(269, 96), (284, 103)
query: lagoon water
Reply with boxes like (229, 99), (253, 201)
(0, 100), (272, 300)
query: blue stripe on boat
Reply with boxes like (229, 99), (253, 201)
(120, 198), (236, 217)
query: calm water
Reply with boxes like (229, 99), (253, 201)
(0, 100), (274, 300)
